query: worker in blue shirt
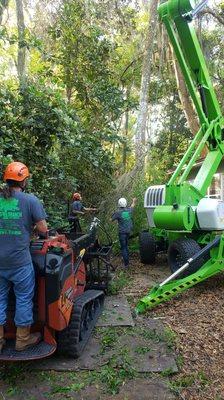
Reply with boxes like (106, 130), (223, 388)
(69, 192), (97, 232)
(0, 162), (48, 353)
(112, 197), (137, 268)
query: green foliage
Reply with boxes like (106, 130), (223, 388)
(107, 270), (131, 294)
(169, 371), (209, 395)
(134, 345), (151, 354)
(169, 374), (195, 393)
(0, 363), (28, 385)
(0, 0), (141, 227)
(160, 368), (176, 377)
(50, 0), (131, 129)
(100, 327), (119, 351)
(94, 352), (136, 395)
(149, 95), (191, 174)
(176, 354), (184, 369)
(200, 27), (224, 110)
(163, 327), (177, 350)
(136, 325), (176, 349)
(0, 0), (223, 234)
(132, 172), (149, 233)
(138, 327), (162, 342)
(50, 382), (85, 395)
(0, 81), (114, 225)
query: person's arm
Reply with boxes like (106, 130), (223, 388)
(111, 212), (118, 222)
(130, 198), (137, 208)
(35, 219), (48, 234)
(83, 207), (98, 212)
(30, 195), (48, 235)
(72, 209), (85, 215)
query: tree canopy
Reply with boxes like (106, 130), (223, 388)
(0, 0), (223, 226)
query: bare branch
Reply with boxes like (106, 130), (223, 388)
(200, 7), (224, 26)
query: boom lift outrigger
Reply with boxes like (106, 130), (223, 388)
(136, 0), (224, 313)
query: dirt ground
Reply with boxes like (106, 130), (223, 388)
(0, 252), (224, 399)
(121, 253), (224, 400)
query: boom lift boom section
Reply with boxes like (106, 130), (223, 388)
(136, 0), (224, 313)
(155, 0), (224, 220)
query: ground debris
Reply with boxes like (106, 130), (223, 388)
(124, 253), (224, 400)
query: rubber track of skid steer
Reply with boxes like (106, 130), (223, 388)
(57, 289), (104, 358)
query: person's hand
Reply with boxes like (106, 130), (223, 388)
(31, 231), (39, 241)
(48, 228), (58, 236)
(133, 198), (137, 204)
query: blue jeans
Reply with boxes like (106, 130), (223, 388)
(0, 263), (35, 326)
(119, 233), (130, 267)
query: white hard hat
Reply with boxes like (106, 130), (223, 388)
(118, 197), (127, 208)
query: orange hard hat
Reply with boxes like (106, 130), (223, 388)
(73, 192), (81, 201)
(3, 162), (30, 182)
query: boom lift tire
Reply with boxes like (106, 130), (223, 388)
(139, 231), (156, 265)
(168, 238), (204, 277)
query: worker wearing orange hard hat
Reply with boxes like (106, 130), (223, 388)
(0, 162), (48, 353)
(69, 192), (98, 232)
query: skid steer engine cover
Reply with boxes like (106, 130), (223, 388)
(30, 235), (75, 332)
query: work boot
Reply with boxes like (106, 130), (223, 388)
(15, 326), (41, 351)
(0, 325), (5, 353)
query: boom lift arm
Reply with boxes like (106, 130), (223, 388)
(137, 235), (224, 313)
(136, 0), (224, 313)
(153, 0), (224, 234)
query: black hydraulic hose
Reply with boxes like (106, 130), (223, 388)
(189, 236), (221, 264)
(198, 85), (209, 118)
(98, 222), (113, 246)
(74, 255), (84, 275)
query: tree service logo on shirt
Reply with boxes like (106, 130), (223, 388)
(121, 211), (131, 221)
(0, 198), (22, 235)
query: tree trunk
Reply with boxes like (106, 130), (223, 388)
(135, 0), (159, 162)
(201, 7), (224, 26)
(122, 87), (131, 172)
(0, 0), (9, 25)
(122, 106), (129, 172)
(172, 46), (207, 157)
(172, 51), (200, 135)
(15, 0), (26, 85)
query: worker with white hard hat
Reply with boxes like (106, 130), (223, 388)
(112, 197), (137, 268)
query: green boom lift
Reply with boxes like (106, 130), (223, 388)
(136, 0), (224, 313)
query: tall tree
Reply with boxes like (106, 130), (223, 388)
(135, 0), (159, 161)
(172, 51), (200, 135)
(15, 0), (26, 85)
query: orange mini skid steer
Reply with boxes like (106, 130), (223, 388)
(0, 218), (112, 361)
